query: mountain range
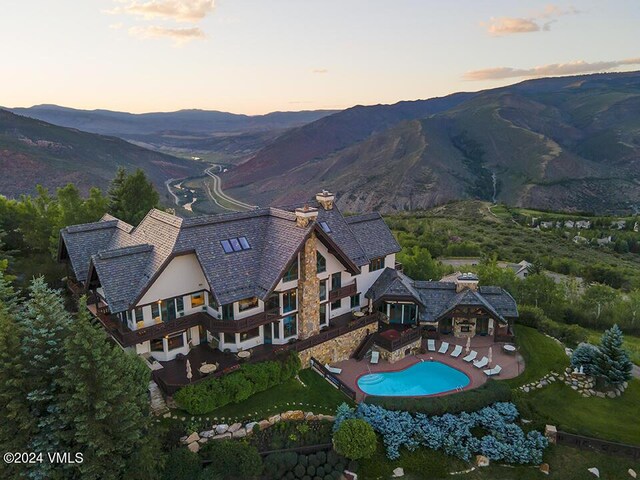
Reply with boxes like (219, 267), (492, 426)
(223, 71), (640, 214)
(0, 109), (202, 199)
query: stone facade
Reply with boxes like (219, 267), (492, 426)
(298, 324), (372, 366)
(453, 317), (476, 338)
(297, 232), (320, 340)
(377, 338), (421, 363)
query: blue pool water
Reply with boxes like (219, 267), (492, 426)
(357, 361), (470, 397)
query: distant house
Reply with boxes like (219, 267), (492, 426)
(575, 220), (591, 229)
(573, 235), (589, 244)
(564, 220), (575, 229)
(540, 221), (554, 229)
(634, 222), (639, 233)
(509, 260), (532, 279)
(611, 220), (626, 230)
(594, 236), (613, 246)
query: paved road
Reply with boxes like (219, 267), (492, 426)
(204, 165), (256, 211)
(164, 178), (180, 206)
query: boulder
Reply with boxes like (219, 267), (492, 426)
(540, 463), (550, 475)
(588, 467), (600, 478)
(179, 436), (187, 444)
(212, 432), (232, 440)
(187, 441), (200, 453)
(232, 428), (247, 438)
(629, 468), (637, 478)
(200, 430), (215, 438)
(523, 387), (530, 393)
(259, 420), (271, 431)
(281, 410), (305, 421)
(228, 422), (242, 433)
(245, 422), (257, 432)
(198, 437), (208, 444)
(475, 455), (489, 467)
(185, 432), (200, 444)
(305, 412), (315, 420)
(607, 391), (616, 398)
(392, 467), (404, 477)
(268, 414), (281, 424)
(215, 424), (229, 435)
(317, 414), (335, 421)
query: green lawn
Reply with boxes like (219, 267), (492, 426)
(519, 379), (640, 445)
(172, 369), (353, 424)
(502, 324), (569, 388)
(587, 328), (640, 365)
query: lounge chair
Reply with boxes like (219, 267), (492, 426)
(438, 342), (449, 354)
(370, 351), (379, 364)
(427, 339), (436, 351)
(450, 345), (463, 358)
(484, 365), (502, 376)
(324, 364), (342, 375)
(473, 356), (489, 369)
(462, 350), (477, 362)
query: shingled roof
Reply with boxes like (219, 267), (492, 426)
(366, 268), (518, 323)
(59, 195), (401, 313)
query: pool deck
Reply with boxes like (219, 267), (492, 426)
(333, 336), (524, 401)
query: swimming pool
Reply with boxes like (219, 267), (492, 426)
(357, 361), (470, 397)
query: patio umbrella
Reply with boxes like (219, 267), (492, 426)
(465, 336), (471, 354)
(186, 359), (193, 383)
(488, 347), (493, 366)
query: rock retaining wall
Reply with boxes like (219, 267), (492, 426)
(298, 324), (373, 366)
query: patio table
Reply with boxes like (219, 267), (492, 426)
(237, 351), (251, 359)
(199, 363), (217, 374)
(503, 344), (516, 354)
(353, 311), (365, 318)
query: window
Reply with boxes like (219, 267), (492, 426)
(167, 332), (185, 350)
(134, 307), (144, 323)
(331, 299), (341, 311)
(331, 272), (341, 290)
(151, 303), (161, 323)
(222, 304), (234, 320)
(283, 315), (297, 337)
(150, 337), (163, 352)
(319, 303), (327, 326)
(282, 290), (297, 314)
(221, 237), (251, 253)
(350, 294), (360, 309)
(320, 221), (331, 233)
(124, 310), (131, 323)
(223, 332), (236, 344)
(175, 297), (184, 314)
(273, 321), (281, 339)
(240, 327), (260, 342)
(369, 257), (384, 272)
(283, 259), (299, 282)
(191, 292), (205, 307)
(317, 251), (326, 273)
(238, 297), (259, 312)
(319, 279), (327, 302)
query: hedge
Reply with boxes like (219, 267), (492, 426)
(363, 380), (512, 416)
(175, 352), (301, 414)
(517, 305), (588, 346)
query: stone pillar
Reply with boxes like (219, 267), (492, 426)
(544, 425), (557, 444)
(297, 232), (320, 340)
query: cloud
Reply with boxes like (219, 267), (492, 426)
(312, 69), (329, 74)
(129, 25), (205, 44)
(109, 22), (124, 30)
(484, 4), (581, 36)
(464, 58), (640, 81)
(108, 0), (215, 23)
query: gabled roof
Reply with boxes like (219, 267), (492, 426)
(60, 194), (397, 312)
(366, 268), (518, 323)
(344, 212), (401, 262)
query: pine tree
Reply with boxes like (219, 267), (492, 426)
(570, 343), (599, 375)
(20, 277), (72, 480)
(594, 324), (633, 386)
(0, 273), (30, 480)
(108, 168), (159, 225)
(108, 166), (127, 216)
(59, 297), (154, 479)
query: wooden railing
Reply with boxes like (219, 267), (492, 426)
(374, 327), (422, 352)
(555, 431), (640, 460)
(310, 357), (356, 400)
(353, 333), (376, 360)
(328, 282), (357, 302)
(206, 309), (280, 333)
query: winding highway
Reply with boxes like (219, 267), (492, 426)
(204, 165), (257, 211)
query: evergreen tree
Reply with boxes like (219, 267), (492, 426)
(108, 168), (159, 225)
(593, 324), (633, 386)
(59, 297), (153, 479)
(0, 273), (29, 480)
(570, 343), (599, 375)
(19, 277), (72, 480)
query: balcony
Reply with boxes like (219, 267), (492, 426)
(206, 308), (280, 333)
(328, 282), (357, 302)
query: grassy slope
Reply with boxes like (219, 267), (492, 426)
(172, 369), (352, 424)
(502, 325), (569, 388)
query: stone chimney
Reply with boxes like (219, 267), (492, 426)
(455, 272), (479, 292)
(315, 190), (335, 211)
(295, 205), (319, 228)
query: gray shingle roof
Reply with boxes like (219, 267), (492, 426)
(345, 212), (401, 261)
(366, 268), (517, 323)
(60, 196), (394, 312)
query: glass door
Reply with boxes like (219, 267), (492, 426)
(264, 323), (273, 344)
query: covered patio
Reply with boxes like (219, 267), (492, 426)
(332, 335), (524, 401)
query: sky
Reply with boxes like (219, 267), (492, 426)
(2, 0), (639, 114)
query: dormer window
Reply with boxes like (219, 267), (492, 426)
(320, 221), (332, 233)
(221, 236), (251, 253)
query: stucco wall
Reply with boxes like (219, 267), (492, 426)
(138, 254), (208, 305)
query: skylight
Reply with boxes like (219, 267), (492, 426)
(221, 237), (251, 253)
(320, 221), (331, 233)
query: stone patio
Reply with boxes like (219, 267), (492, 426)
(332, 335), (524, 401)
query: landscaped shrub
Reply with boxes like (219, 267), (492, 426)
(200, 440), (262, 479)
(517, 305), (588, 346)
(335, 402), (547, 464)
(570, 343), (599, 374)
(332, 419), (377, 460)
(174, 352), (301, 414)
(263, 451), (350, 480)
(363, 379), (512, 416)
(162, 448), (202, 480)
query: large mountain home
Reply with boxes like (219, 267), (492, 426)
(58, 190), (516, 393)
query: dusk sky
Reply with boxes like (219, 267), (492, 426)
(2, 0), (639, 114)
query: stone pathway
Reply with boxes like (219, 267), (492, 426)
(149, 381), (169, 416)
